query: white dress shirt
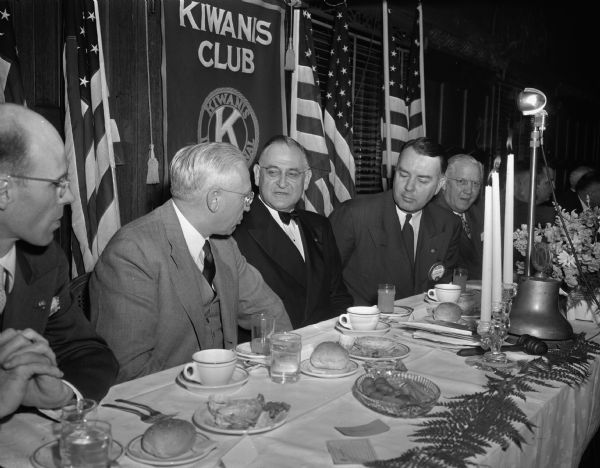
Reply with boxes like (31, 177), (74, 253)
(260, 196), (305, 260)
(395, 207), (422, 257)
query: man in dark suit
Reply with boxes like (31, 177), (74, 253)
(575, 170), (600, 210)
(432, 154), (484, 280)
(90, 142), (291, 382)
(513, 161), (556, 229)
(0, 104), (118, 413)
(557, 165), (593, 213)
(330, 137), (461, 305)
(233, 136), (352, 329)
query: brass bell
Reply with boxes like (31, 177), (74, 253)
(509, 276), (573, 340)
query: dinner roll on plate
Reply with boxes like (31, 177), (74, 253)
(433, 302), (463, 322)
(141, 418), (196, 458)
(310, 341), (349, 370)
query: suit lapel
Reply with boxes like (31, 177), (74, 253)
(415, 206), (445, 293)
(296, 213), (324, 311)
(247, 200), (306, 288)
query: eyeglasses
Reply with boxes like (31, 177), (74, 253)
(7, 174), (70, 198)
(447, 178), (482, 190)
(258, 165), (309, 182)
(219, 188), (254, 207)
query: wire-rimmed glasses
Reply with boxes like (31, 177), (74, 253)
(258, 165), (309, 182)
(6, 174), (70, 198)
(219, 188), (254, 207)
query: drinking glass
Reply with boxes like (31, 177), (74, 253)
(377, 283), (395, 314)
(269, 332), (302, 384)
(60, 419), (112, 468)
(452, 268), (468, 292)
(250, 312), (275, 355)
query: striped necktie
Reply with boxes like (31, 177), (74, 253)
(460, 213), (472, 239)
(0, 265), (6, 315)
(202, 241), (216, 285)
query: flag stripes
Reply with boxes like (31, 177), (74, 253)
(63, 0), (120, 275)
(0, 1), (25, 104)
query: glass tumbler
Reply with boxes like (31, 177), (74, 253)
(269, 332), (302, 384)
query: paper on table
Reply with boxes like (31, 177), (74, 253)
(220, 435), (258, 468)
(412, 331), (480, 347)
(397, 321), (474, 336)
(335, 419), (390, 437)
(326, 439), (377, 465)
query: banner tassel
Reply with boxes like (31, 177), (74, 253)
(146, 143), (160, 184)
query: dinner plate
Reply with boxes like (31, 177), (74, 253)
(30, 439), (123, 468)
(466, 280), (482, 290)
(335, 321), (391, 336)
(235, 342), (270, 364)
(192, 407), (288, 435)
(125, 432), (217, 466)
(300, 359), (359, 378)
(349, 336), (410, 361)
(175, 367), (249, 394)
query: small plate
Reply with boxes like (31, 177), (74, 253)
(424, 316), (469, 327)
(175, 367), (249, 394)
(30, 439), (123, 468)
(300, 359), (359, 378)
(192, 407), (288, 435)
(235, 342), (269, 364)
(349, 336), (410, 361)
(380, 305), (413, 318)
(126, 432), (217, 466)
(466, 280), (482, 290)
(423, 295), (440, 304)
(335, 321), (391, 336)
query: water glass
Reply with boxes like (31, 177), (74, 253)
(269, 332), (302, 384)
(60, 399), (98, 425)
(377, 283), (396, 314)
(60, 419), (111, 468)
(250, 312), (275, 355)
(452, 268), (468, 292)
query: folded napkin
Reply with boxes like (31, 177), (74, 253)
(220, 435), (258, 468)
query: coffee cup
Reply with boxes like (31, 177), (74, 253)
(427, 284), (462, 303)
(339, 305), (380, 331)
(183, 349), (237, 386)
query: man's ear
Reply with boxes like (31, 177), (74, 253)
(0, 179), (11, 210)
(435, 176), (446, 195)
(253, 164), (261, 186)
(206, 188), (219, 213)
(303, 169), (312, 191)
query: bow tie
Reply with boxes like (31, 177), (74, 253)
(278, 210), (299, 225)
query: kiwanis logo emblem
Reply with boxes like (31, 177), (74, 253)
(197, 87), (259, 164)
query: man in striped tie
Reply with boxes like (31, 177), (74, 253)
(432, 154), (485, 280)
(0, 104), (118, 415)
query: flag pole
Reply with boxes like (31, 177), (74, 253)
(417, 2), (426, 135)
(382, 0), (392, 185)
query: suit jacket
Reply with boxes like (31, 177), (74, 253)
(557, 189), (582, 213)
(432, 194), (484, 280)
(514, 197), (556, 229)
(329, 191), (462, 305)
(1, 241), (118, 401)
(233, 198), (353, 329)
(89, 200), (291, 383)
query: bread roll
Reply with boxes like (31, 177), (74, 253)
(434, 302), (463, 322)
(310, 341), (349, 370)
(141, 418), (196, 459)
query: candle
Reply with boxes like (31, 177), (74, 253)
(491, 172), (502, 304)
(503, 154), (514, 284)
(481, 185), (493, 323)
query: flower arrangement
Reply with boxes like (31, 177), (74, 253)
(513, 205), (600, 290)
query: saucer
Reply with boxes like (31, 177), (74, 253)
(126, 432), (216, 466)
(175, 366), (249, 394)
(380, 305), (413, 319)
(300, 359), (359, 378)
(31, 439), (123, 468)
(235, 342), (269, 364)
(335, 321), (391, 336)
(423, 295), (440, 304)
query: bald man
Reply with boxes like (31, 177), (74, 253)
(0, 104), (118, 413)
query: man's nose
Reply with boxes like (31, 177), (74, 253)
(405, 177), (416, 192)
(277, 173), (288, 187)
(62, 186), (76, 205)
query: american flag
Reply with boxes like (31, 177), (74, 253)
(0, 0), (25, 104)
(289, 8), (334, 216)
(381, 3), (425, 177)
(63, 0), (120, 275)
(323, 6), (356, 206)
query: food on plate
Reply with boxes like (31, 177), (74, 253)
(360, 376), (428, 404)
(352, 336), (396, 358)
(433, 302), (463, 322)
(310, 341), (349, 370)
(141, 418), (196, 458)
(207, 394), (290, 430)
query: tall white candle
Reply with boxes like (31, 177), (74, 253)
(481, 186), (493, 322)
(503, 154), (514, 284)
(491, 172), (502, 304)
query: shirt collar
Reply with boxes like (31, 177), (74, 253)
(173, 202), (208, 263)
(395, 207), (422, 225)
(0, 244), (16, 292)
(259, 195), (298, 228)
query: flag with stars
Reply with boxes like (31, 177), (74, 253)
(0, 1), (25, 104)
(381, 2), (425, 175)
(63, 0), (121, 275)
(323, 6), (356, 206)
(289, 8), (334, 215)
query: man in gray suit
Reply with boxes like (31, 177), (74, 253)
(90, 142), (291, 383)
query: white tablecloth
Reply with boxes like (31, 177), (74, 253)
(2, 295), (600, 468)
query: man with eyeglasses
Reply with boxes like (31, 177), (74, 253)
(90, 142), (291, 383)
(330, 137), (461, 304)
(233, 136), (353, 330)
(432, 154), (485, 280)
(0, 104), (118, 415)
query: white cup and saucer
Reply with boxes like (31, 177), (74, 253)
(177, 349), (249, 394)
(336, 306), (390, 336)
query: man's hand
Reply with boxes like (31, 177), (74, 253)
(0, 329), (72, 417)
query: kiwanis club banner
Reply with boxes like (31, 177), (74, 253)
(162, 0), (286, 169)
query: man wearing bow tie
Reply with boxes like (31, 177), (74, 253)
(233, 136), (352, 329)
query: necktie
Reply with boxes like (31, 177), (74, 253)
(402, 214), (414, 265)
(202, 241), (216, 285)
(460, 213), (472, 239)
(278, 210), (299, 225)
(0, 265), (6, 315)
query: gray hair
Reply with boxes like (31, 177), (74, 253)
(170, 142), (247, 200)
(0, 104), (32, 175)
(446, 154), (483, 181)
